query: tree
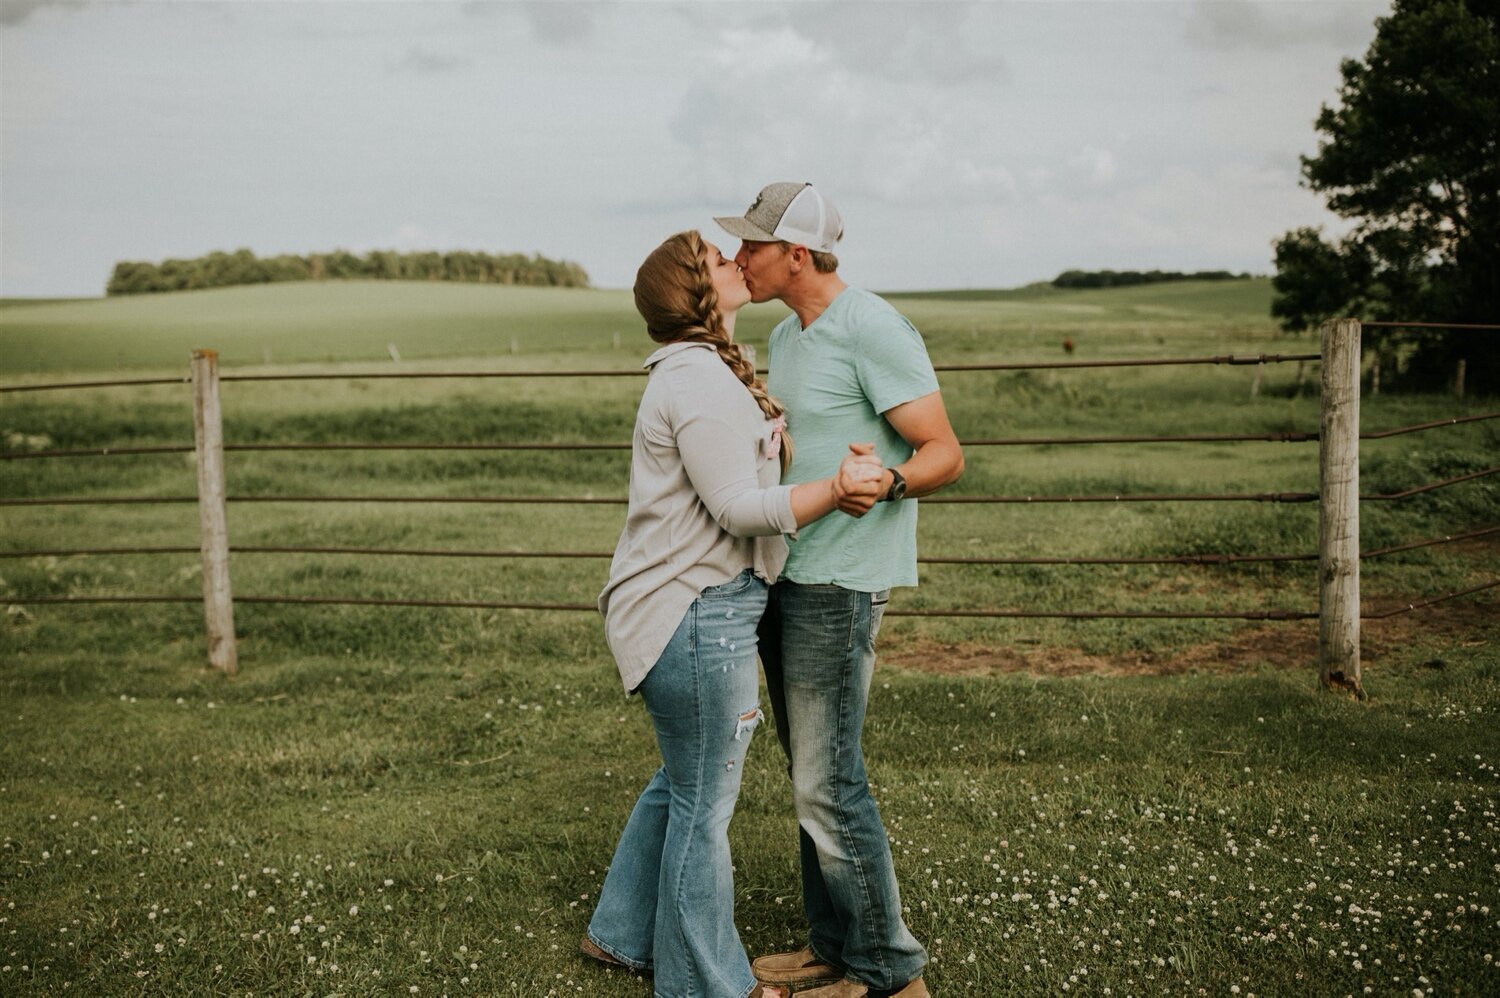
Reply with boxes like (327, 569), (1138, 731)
(1272, 0), (1499, 391)
(106, 261), (165, 295)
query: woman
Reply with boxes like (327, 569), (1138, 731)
(583, 230), (882, 998)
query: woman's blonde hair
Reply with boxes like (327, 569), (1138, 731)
(634, 230), (793, 472)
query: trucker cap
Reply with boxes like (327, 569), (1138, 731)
(714, 182), (843, 253)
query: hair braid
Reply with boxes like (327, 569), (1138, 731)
(634, 230), (795, 473)
(686, 235), (794, 473)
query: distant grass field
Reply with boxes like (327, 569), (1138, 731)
(0, 277), (1280, 376)
(2, 279), (1496, 995)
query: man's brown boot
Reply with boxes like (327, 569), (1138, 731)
(751, 946), (843, 990)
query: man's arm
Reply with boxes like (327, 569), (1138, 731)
(836, 390), (964, 516)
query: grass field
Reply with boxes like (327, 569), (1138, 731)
(1, 276), (1280, 375)
(2, 280), (1496, 995)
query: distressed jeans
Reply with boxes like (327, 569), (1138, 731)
(588, 570), (768, 998)
(758, 581), (928, 991)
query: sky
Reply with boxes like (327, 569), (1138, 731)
(0, 0), (1391, 297)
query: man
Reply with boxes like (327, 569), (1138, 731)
(716, 183), (964, 998)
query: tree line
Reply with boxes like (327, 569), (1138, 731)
(106, 248), (591, 295)
(1051, 269), (1251, 289)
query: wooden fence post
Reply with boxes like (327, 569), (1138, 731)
(1318, 319), (1362, 698)
(192, 349), (238, 676)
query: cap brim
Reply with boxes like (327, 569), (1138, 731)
(713, 215), (779, 242)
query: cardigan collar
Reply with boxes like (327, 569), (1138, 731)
(642, 340), (717, 370)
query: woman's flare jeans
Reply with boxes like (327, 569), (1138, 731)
(588, 570), (768, 998)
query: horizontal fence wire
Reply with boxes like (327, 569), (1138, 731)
(10, 576), (1496, 620)
(0, 545), (609, 559)
(5, 467), (1496, 508)
(886, 607), (1318, 620)
(0, 594), (1324, 619)
(1362, 321), (1500, 330)
(0, 352), (1321, 394)
(0, 492), (621, 501)
(8, 414), (1497, 463)
(918, 524), (1500, 565)
(0, 376), (190, 393)
(1363, 578), (1500, 618)
(3, 443), (632, 459)
(1362, 465), (1500, 500)
(3, 325), (1491, 397)
(5, 524), (1495, 567)
(936, 354), (1319, 371)
(1361, 412), (1500, 438)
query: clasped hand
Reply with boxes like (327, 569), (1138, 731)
(833, 442), (885, 518)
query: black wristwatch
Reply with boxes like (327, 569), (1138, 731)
(881, 469), (907, 502)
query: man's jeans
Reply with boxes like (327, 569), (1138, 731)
(758, 581), (928, 990)
(588, 570), (767, 998)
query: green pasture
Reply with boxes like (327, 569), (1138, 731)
(2, 280), (1497, 994)
(1, 277), (1279, 376)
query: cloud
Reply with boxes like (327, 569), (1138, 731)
(1071, 146), (1116, 187)
(0, 0), (90, 27)
(1184, 0), (1384, 52)
(708, 24), (830, 71)
(1031, 160), (1326, 269)
(671, 21), (1016, 210)
(715, 1), (1011, 86)
(523, 1), (599, 44)
(392, 44), (470, 75)
(461, 0), (606, 45)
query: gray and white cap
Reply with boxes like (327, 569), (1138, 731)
(714, 182), (843, 254)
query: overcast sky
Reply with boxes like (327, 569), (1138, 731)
(1, 0), (1389, 297)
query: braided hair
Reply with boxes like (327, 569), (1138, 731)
(633, 231), (794, 473)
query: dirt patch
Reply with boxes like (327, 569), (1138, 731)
(882, 593), (1497, 678)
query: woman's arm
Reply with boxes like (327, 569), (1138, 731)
(674, 383), (882, 536)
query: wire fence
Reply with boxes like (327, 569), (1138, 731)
(7, 411), (1499, 462)
(4, 463), (1496, 508)
(0, 523), (1489, 565)
(1, 352), (1324, 394)
(7, 523), (1495, 567)
(3, 322), (1496, 684)
(9, 577), (1498, 622)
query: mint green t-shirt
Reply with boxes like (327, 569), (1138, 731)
(768, 287), (940, 591)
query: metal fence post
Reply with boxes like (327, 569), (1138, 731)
(1318, 319), (1362, 697)
(191, 349), (238, 675)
